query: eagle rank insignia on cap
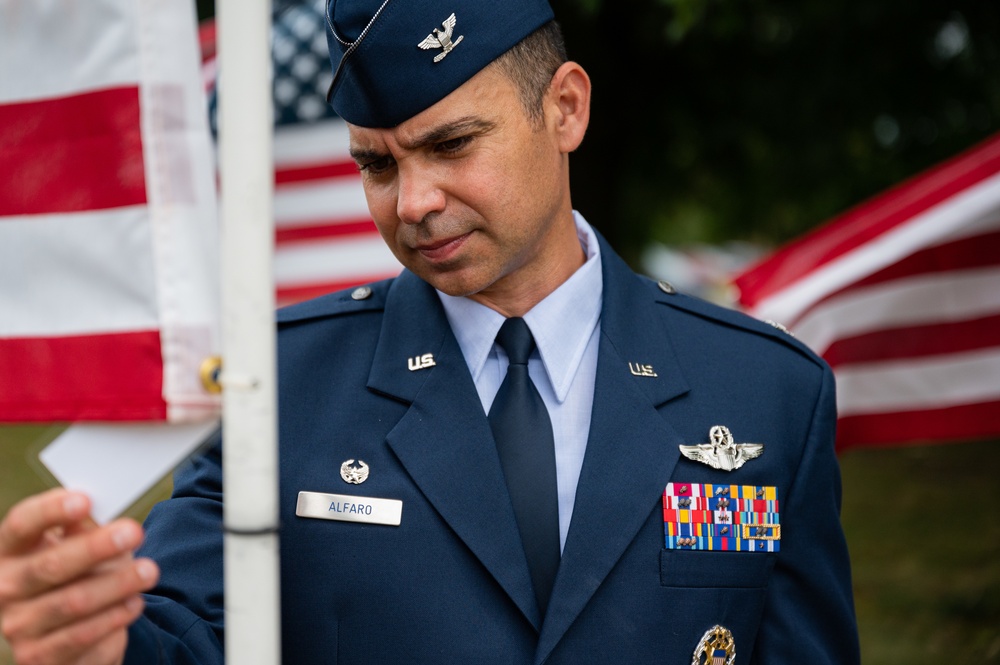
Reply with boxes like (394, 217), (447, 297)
(679, 425), (763, 471)
(691, 625), (735, 665)
(417, 13), (464, 63)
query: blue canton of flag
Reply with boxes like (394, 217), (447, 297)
(204, 0), (402, 306)
(271, 0), (339, 128)
(209, 1), (338, 133)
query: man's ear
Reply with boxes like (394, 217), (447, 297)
(546, 61), (591, 153)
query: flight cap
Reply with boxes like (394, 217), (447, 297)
(325, 0), (555, 127)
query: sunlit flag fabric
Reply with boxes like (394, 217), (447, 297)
(733, 132), (1000, 450)
(0, 1), (220, 423)
(203, 0), (403, 307)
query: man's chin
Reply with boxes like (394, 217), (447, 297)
(413, 265), (489, 299)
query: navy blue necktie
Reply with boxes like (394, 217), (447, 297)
(488, 317), (560, 617)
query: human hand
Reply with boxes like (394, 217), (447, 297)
(0, 489), (159, 665)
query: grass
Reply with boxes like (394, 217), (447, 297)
(839, 439), (1000, 664)
(2, 427), (998, 664)
(1, 426), (65, 665)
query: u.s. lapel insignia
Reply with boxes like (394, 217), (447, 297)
(407, 353), (436, 371)
(628, 362), (657, 377)
(417, 13), (464, 63)
(340, 459), (369, 484)
(679, 425), (763, 471)
(691, 625), (735, 665)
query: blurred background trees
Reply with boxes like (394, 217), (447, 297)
(551, 0), (999, 267)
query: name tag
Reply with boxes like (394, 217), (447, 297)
(296, 491), (403, 526)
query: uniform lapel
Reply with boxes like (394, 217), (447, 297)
(367, 271), (542, 629)
(537, 240), (691, 662)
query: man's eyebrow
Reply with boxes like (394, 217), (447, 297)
(405, 117), (496, 149)
(348, 117), (496, 162)
(348, 147), (385, 163)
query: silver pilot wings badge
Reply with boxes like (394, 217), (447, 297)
(417, 13), (464, 63)
(679, 426), (763, 471)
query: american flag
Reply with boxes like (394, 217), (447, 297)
(0, 0), (221, 423)
(734, 132), (1000, 450)
(202, 0), (402, 308)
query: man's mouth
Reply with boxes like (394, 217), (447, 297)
(413, 232), (472, 262)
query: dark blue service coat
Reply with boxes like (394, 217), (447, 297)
(125, 233), (859, 664)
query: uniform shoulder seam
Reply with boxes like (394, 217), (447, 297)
(648, 281), (827, 369)
(277, 278), (392, 325)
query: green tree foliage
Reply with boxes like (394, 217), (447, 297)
(552, 0), (1000, 265)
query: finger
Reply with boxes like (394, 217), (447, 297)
(75, 629), (129, 665)
(0, 519), (145, 603)
(92, 552), (134, 577)
(7, 594), (144, 665)
(0, 490), (91, 556)
(1, 558), (158, 641)
(62, 515), (100, 539)
(40, 526), (66, 549)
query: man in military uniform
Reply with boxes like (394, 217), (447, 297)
(0, 1), (860, 663)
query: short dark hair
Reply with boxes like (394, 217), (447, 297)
(492, 21), (568, 126)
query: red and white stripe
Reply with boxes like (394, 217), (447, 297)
(734, 133), (1000, 449)
(0, 0), (220, 423)
(197, 20), (401, 308)
(271, 119), (401, 306)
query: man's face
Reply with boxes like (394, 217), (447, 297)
(348, 64), (579, 313)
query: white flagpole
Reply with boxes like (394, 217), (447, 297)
(216, 0), (282, 663)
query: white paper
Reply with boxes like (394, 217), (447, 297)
(38, 420), (220, 524)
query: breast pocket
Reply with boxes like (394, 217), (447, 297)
(660, 549), (775, 588)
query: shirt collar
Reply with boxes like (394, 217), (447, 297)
(438, 211), (603, 403)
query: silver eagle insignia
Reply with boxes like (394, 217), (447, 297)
(340, 459), (370, 485)
(691, 624), (735, 665)
(417, 13), (464, 63)
(679, 426), (763, 472)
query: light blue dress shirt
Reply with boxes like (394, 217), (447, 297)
(438, 211), (603, 550)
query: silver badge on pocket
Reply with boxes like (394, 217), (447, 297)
(691, 624), (735, 665)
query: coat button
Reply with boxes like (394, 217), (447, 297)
(352, 286), (372, 300)
(657, 280), (676, 294)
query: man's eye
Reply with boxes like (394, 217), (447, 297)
(358, 156), (394, 175)
(436, 136), (471, 154)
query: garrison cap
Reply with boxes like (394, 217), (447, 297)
(325, 0), (555, 127)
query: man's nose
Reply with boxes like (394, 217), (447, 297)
(396, 166), (446, 225)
